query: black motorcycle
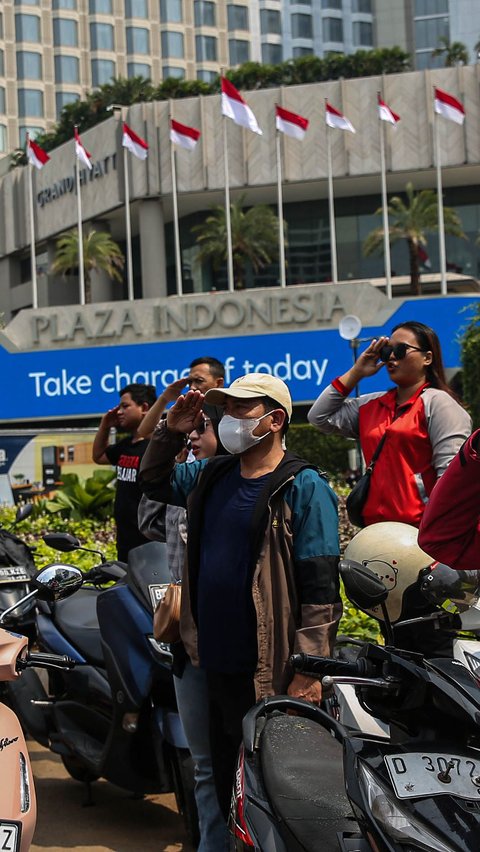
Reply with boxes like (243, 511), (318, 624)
(230, 560), (480, 851)
(0, 503), (37, 635)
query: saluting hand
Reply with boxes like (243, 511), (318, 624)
(166, 389), (205, 435)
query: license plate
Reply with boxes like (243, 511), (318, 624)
(0, 822), (20, 852)
(385, 752), (480, 800)
(148, 583), (170, 612)
(0, 566), (29, 582)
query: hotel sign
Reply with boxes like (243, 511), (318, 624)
(37, 154), (117, 207)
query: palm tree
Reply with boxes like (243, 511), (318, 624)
(51, 229), (125, 304)
(363, 183), (465, 296)
(432, 36), (469, 67)
(192, 195), (283, 289)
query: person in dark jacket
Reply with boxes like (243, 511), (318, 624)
(140, 373), (341, 820)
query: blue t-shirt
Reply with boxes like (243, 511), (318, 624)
(197, 463), (271, 673)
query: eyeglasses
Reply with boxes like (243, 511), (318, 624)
(189, 417), (211, 436)
(379, 342), (428, 362)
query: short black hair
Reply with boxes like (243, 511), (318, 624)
(120, 383), (157, 408)
(189, 356), (225, 379)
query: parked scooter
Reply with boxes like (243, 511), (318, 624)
(0, 504), (37, 636)
(230, 559), (480, 851)
(0, 561), (83, 852)
(7, 534), (198, 844)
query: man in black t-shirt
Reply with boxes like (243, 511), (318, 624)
(93, 383), (157, 562)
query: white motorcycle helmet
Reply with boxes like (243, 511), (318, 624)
(343, 522), (433, 623)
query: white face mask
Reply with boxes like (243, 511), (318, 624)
(218, 412), (271, 455)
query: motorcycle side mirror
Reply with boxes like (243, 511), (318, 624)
(339, 559), (389, 610)
(30, 564), (84, 601)
(15, 503), (33, 523)
(43, 532), (82, 552)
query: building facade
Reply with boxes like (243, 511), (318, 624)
(3, 0), (479, 158)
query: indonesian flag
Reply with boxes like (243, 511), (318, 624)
(122, 122), (148, 160)
(378, 97), (400, 126)
(170, 119), (201, 151)
(275, 105), (309, 141)
(27, 136), (50, 169)
(434, 87), (465, 125)
(74, 127), (92, 170)
(221, 78), (262, 135)
(325, 102), (356, 133)
(418, 245), (431, 270)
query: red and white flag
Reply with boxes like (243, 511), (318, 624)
(275, 105), (309, 141)
(418, 245), (431, 269)
(434, 87), (465, 125)
(221, 78), (262, 136)
(74, 127), (92, 170)
(325, 102), (355, 133)
(27, 136), (50, 170)
(122, 122), (148, 160)
(170, 119), (201, 151)
(378, 97), (400, 126)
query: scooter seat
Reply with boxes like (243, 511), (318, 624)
(54, 588), (104, 666)
(260, 714), (354, 851)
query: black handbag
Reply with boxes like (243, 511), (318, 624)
(346, 433), (387, 528)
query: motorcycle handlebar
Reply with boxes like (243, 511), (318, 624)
(17, 651), (76, 671)
(290, 653), (372, 678)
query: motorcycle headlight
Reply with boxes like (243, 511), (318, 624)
(358, 762), (456, 852)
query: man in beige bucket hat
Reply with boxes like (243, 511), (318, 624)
(140, 372), (341, 821)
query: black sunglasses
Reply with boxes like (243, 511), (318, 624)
(379, 342), (427, 362)
(190, 417), (211, 436)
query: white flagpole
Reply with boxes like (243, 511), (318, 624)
(123, 145), (134, 300)
(378, 102), (392, 300)
(275, 129), (287, 288)
(222, 115), (235, 293)
(434, 112), (447, 296)
(326, 122), (338, 286)
(27, 136), (38, 309)
(170, 115), (183, 297)
(75, 136), (86, 306)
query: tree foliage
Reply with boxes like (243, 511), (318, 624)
(51, 228), (125, 303)
(192, 195), (282, 289)
(432, 37), (469, 67)
(460, 302), (480, 428)
(363, 182), (466, 295)
(43, 470), (116, 521)
(11, 48), (410, 160)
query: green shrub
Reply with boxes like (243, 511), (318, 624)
(42, 470), (116, 521)
(461, 302), (480, 427)
(287, 424), (353, 475)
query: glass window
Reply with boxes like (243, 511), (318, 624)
(18, 88), (44, 117)
(323, 16), (343, 41)
(228, 5), (249, 30)
(53, 18), (78, 47)
(53, 0), (77, 9)
(0, 14), (3, 38)
(415, 16), (449, 50)
(353, 20), (372, 45)
(415, 49), (443, 69)
(89, 0), (112, 12)
(55, 55), (79, 83)
(196, 34), (217, 61)
(322, 0), (341, 7)
(0, 125), (6, 153)
(415, 0), (448, 14)
(90, 22), (114, 50)
(197, 69), (216, 82)
(15, 0), (40, 5)
(17, 51), (42, 79)
(293, 45), (313, 56)
(56, 91), (79, 117)
(291, 13), (313, 39)
(0, 51), (3, 77)
(0, 88), (5, 113)
(194, 1), (215, 27)
(352, 0), (370, 11)
(229, 38), (249, 65)
(128, 61), (151, 77)
(126, 26), (149, 53)
(261, 43), (282, 64)
(260, 9), (281, 34)
(15, 14), (41, 43)
(163, 65), (185, 78)
(91, 58), (115, 85)
(161, 31), (184, 58)
(160, 0), (183, 23)
(19, 125), (42, 146)
(125, 0), (148, 16)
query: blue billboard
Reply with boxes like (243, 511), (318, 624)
(1, 296), (477, 422)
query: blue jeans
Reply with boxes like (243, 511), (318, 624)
(174, 661), (228, 852)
